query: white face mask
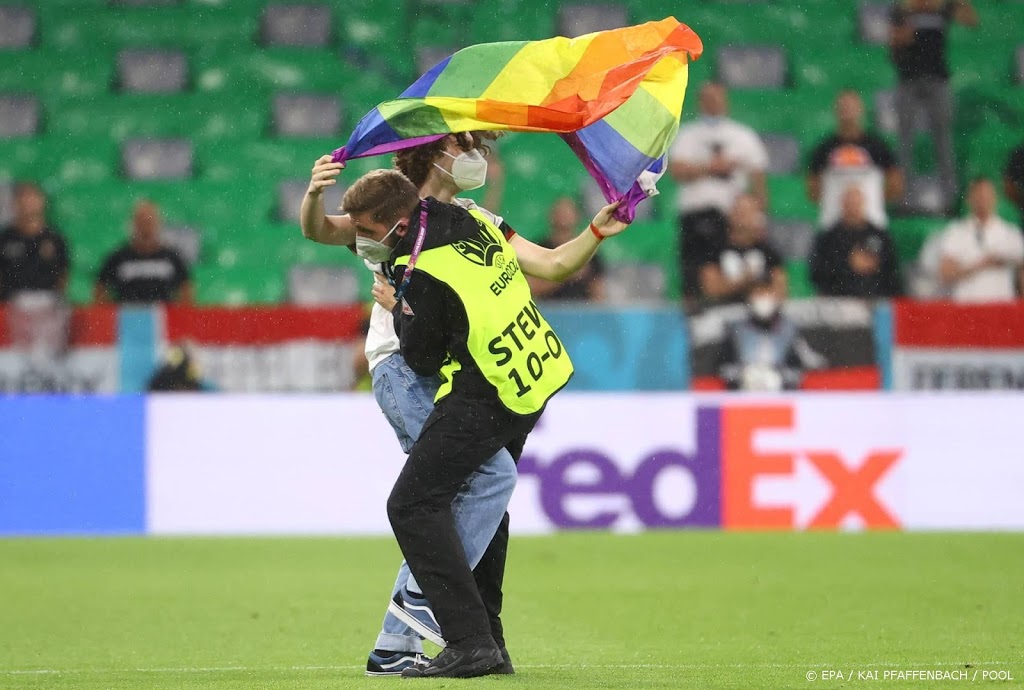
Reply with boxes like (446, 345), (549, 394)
(750, 295), (779, 322)
(355, 220), (401, 263)
(434, 149), (488, 191)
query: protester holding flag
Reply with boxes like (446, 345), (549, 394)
(303, 132), (629, 676)
(297, 18), (702, 677)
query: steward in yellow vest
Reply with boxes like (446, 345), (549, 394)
(391, 202), (574, 414)
(340, 168), (574, 673)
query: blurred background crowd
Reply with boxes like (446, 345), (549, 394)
(1, 0), (1023, 392)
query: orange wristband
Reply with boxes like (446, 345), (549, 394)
(589, 223), (605, 241)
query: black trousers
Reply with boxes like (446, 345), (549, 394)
(387, 393), (540, 647)
(471, 431), (527, 650)
(679, 208), (728, 298)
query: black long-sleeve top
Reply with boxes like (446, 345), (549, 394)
(809, 221), (903, 298)
(387, 198), (508, 405)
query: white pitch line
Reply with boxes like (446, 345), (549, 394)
(0, 661), (1012, 676)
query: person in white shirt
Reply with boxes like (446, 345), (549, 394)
(938, 177), (1024, 303)
(668, 82), (769, 299)
(298, 132), (629, 676)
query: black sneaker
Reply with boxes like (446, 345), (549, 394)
(488, 647), (515, 675)
(400, 645), (502, 678)
(365, 650), (430, 676)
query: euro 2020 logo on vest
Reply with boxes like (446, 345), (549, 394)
(452, 221), (502, 267)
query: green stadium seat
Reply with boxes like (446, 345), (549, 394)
(39, 6), (257, 53)
(198, 139), (350, 185)
(768, 175), (818, 222)
(785, 259), (814, 298)
(66, 267), (95, 305)
(498, 132), (590, 239)
(193, 262), (285, 305)
(0, 52), (115, 101)
(791, 44), (895, 93)
(963, 125), (1018, 180)
(192, 47), (346, 96)
(726, 90), (833, 149)
(0, 138), (43, 180)
(53, 136), (120, 184)
(469, 0), (555, 43)
(601, 217), (677, 266)
(328, 0), (409, 51)
(890, 216), (943, 264)
(48, 95), (267, 142)
(951, 43), (1019, 92)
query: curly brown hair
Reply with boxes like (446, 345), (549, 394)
(393, 130), (502, 188)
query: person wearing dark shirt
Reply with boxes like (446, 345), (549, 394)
(698, 193), (787, 304)
(810, 185), (903, 298)
(1003, 144), (1024, 222)
(526, 197), (604, 301)
(807, 90), (904, 229)
(94, 200), (193, 304)
(889, 0), (978, 208)
(0, 182), (70, 301)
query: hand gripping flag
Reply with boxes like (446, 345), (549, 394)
(331, 18), (703, 222)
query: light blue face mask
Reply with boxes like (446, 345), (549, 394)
(355, 220), (401, 263)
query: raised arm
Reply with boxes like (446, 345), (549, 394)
(300, 155), (358, 246)
(511, 201), (627, 281)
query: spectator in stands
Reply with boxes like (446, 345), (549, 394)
(669, 82), (769, 298)
(0, 182), (70, 301)
(1003, 142), (1024, 222)
(717, 279), (825, 391)
(936, 177), (1024, 302)
(809, 185), (903, 298)
(807, 90), (904, 230)
(526, 197), (604, 301)
(888, 0), (979, 209)
(698, 194), (786, 305)
(94, 200), (193, 304)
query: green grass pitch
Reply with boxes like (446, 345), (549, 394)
(1, 532), (1022, 689)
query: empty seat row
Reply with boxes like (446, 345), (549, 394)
(0, 92), (343, 139)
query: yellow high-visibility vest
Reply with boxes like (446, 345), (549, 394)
(393, 209), (573, 415)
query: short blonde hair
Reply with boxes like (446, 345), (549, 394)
(341, 169), (420, 226)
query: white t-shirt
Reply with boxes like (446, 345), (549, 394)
(820, 166), (887, 229)
(938, 215), (1024, 303)
(669, 116), (768, 214)
(364, 198), (505, 372)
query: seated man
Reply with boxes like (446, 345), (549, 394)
(718, 280), (825, 391)
(809, 185), (903, 298)
(937, 177), (1024, 303)
(698, 193), (787, 305)
(0, 182), (69, 302)
(94, 200), (193, 304)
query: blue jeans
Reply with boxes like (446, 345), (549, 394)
(371, 353), (517, 653)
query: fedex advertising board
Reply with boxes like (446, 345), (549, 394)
(139, 393), (1024, 535)
(3, 393), (1022, 535)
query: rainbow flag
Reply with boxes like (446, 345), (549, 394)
(332, 18), (703, 221)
